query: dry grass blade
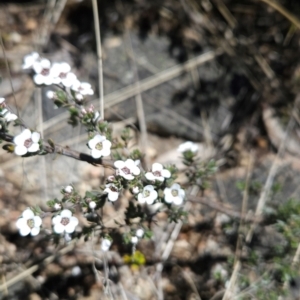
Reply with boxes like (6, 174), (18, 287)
(0, 240), (77, 292)
(40, 50), (220, 134)
(92, 0), (104, 119)
(246, 103), (296, 243)
(259, 0), (300, 30)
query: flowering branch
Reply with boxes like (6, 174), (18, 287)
(0, 131), (115, 168)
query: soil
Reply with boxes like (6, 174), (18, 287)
(1, 0), (300, 299)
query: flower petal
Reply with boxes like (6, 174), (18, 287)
(52, 215), (62, 225)
(91, 149), (102, 159)
(145, 172), (155, 181)
(19, 226), (31, 236)
(161, 169), (171, 178)
(108, 192), (118, 201)
(28, 143), (40, 153)
(60, 209), (72, 218)
(114, 160), (125, 169)
(54, 223), (65, 234)
(173, 197), (183, 205)
(152, 163), (163, 171)
(22, 208), (35, 219)
(31, 227), (40, 236)
(16, 218), (27, 229)
(31, 132), (40, 143)
(14, 145), (27, 156)
(33, 216), (42, 227)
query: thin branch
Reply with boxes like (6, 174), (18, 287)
(0, 132), (115, 168)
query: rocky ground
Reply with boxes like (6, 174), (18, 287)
(1, 0), (300, 299)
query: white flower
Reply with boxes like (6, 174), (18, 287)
(136, 228), (144, 238)
(16, 208), (42, 236)
(93, 111), (101, 123)
(50, 62), (77, 87)
(89, 201), (96, 209)
(75, 93), (84, 101)
(52, 209), (78, 234)
(46, 90), (55, 99)
(132, 186), (139, 194)
(114, 159), (140, 180)
(0, 97), (5, 104)
(104, 183), (119, 201)
(131, 236), (138, 244)
(145, 163), (171, 182)
(177, 141), (198, 153)
(14, 129), (40, 156)
(33, 58), (53, 85)
(22, 52), (40, 69)
(64, 185), (73, 193)
(164, 183), (185, 205)
(71, 80), (94, 96)
(54, 203), (61, 210)
(0, 109), (18, 122)
(101, 238), (112, 251)
(137, 185), (158, 205)
(88, 135), (111, 159)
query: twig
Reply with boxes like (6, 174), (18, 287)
(0, 132), (115, 169)
(92, 0), (104, 119)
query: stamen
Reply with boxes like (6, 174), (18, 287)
(24, 138), (33, 148)
(61, 217), (70, 226)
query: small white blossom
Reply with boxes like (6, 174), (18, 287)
(145, 163), (171, 182)
(71, 80), (94, 96)
(104, 183), (119, 201)
(88, 135), (111, 159)
(33, 58), (53, 85)
(131, 236), (138, 244)
(107, 175), (115, 182)
(46, 90), (55, 99)
(89, 201), (96, 209)
(64, 185), (73, 193)
(177, 141), (198, 153)
(1, 109), (18, 122)
(50, 62), (77, 87)
(52, 209), (78, 234)
(101, 238), (112, 251)
(14, 129), (40, 156)
(71, 266), (82, 276)
(114, 159), (140, 180)
(164, 183), (185, 205)
(16, 208), (42, 236)
(22, 52), (40, 69)
(137, 185), (158, 205)
(136, 228), (144, 238)
(132, 186), (139, 194)
(0, 97), (5, 104)
(54, 203), (61, 210)
(75, 93), (84, 101)
(93, 111), (101, 123)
